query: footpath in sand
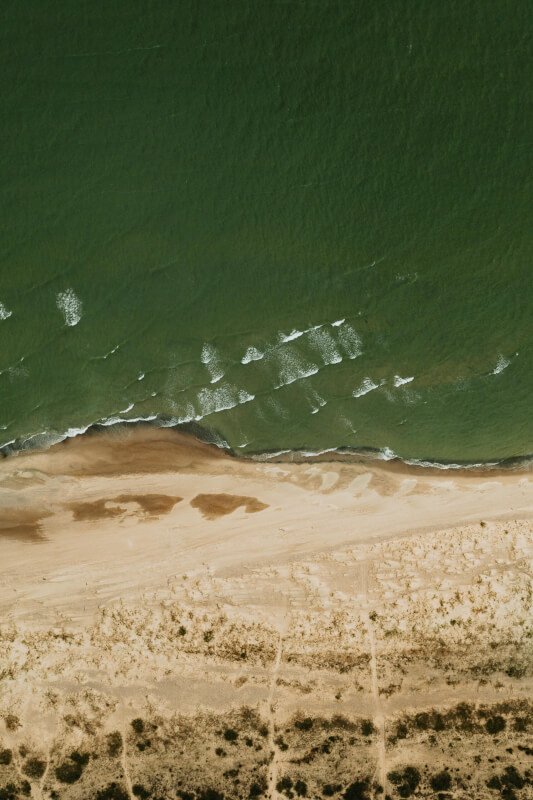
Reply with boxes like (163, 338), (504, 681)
(0, 428), (531, 800)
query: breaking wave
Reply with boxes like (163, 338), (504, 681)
(353, 377), (383, 398)
(0, 302), (12, 321)
(56, 288), (82, 327)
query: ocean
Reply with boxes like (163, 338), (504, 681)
(0, 1), (531, 466)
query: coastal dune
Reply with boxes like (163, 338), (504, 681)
(0, 427), (531, 800)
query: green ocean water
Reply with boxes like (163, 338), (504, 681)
(0, 1), (531, 464)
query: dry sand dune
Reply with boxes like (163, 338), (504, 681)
(0, 428), (531, 800)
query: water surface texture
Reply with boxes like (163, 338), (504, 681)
(1, 1), (531, 463)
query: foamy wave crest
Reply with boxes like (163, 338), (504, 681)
(492, 354), (511, 375)
(308, 388), (327, 415)
(241, 346), (264, 364)
(331, 318), (345, 327)
(280, 329), (305, 343)
(195, 383), (254, 419)
(353, 377), (384, 398)
(201, 343), (224, 383)
(56, 288), (82, 327)
(273, 348), (319, 388)
(336, 323), (362, 359)
(393, 374), (414, 387)
(307, 327), (342, 365)
(378, 446), (397, 460)
(0, 302), (12, 321)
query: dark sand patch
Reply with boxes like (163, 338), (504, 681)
(69, 499), (127, 522)
(0, 510), (50, 542)
(69, 495), (182, 522)
(113, 494), (183, 516)
(191, 493), (268, 520)
(0, 522), (46, 543)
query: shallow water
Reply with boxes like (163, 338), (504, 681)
(0, 1), (531, 464)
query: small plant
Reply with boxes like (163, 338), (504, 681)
(131, 718), (145, 735)
(342, 780), (370, 800)
(485, 715), (506, 735)
(22, 758), (47, 779)
(132, 785), (151, 799)
(95, 782), (130, 800)
(106, 731), (123, 757)
(387, 766), (420, 798)
(294, 718), (313, 731)
(430, 771), (451, 791)
(55, 761), (83, 784)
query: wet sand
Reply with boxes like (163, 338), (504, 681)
(0, 427), (531, 799)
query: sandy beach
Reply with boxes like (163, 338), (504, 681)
(0, 427), (531, 800)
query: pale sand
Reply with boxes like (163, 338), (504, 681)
(0, 427), (531, 800)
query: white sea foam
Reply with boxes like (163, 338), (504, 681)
(201, 343), (224, 383)
(378, 447), (397, 460)
(273, 347), (319, 388)
(280, 329), (304, 343)
(300, 447), (337, 457)
(336, 323), (363, 359)
(0, 302), (12, 321)
(119, 402), (135, 414)
(307, 327), (343, 365)
(393, 374), (414, 387)
(56, 288), (82, 327)
(308, 388), (327, 414)
(241, 346), (264, 364)
(353, 377), (383, 398)
(138, 372), (145, 381)
(253, 450), (291, 461)
(195, 383), (254, 419)
(492, 354), (511, 375)
(331, 318), (345, 327)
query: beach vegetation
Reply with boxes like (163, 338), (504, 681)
(387, 766), (420, 797)
(0, 784), (19, 800)
(342, 779), (371, 800)
(485, 716), (506, 735)
(322, 784), (341, 796)
(22, 758), (46, 779)
(430, 771), (451, 791)
(95, 782), (130, 800)
(0, 750), (12, 765)
(106, 731), (123, 757)
(132, 785), (151, 798)
(131, 718), (145, 734)
(197, 789), (224, 800)
(414, 713), (429, 730)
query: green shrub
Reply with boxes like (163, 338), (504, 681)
(22, 758), (46, 779)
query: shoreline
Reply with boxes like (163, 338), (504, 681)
(1, 416), (531, 476)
